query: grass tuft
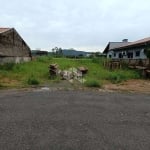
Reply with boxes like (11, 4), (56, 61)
(0, 63), (15, 71)
(27, 75), (40, 85)
(84, 79), (102, 88)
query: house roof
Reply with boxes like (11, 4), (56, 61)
(111, 37), (150, 51)
(0, 28), (11, 34)
(103, 42), (130, 53)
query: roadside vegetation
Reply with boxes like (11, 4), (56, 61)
(0, 56), (140, 88)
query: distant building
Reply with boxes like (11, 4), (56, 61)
(103, 37), (150, 59)
(31, 50), (48, 57)
(0, 27), (31, 64)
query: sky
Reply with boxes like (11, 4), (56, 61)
(0, 0), (150, 52)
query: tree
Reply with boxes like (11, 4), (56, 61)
(58, 48), (63, 56)
(51, 47), (63, 57)
(52, 48), (55, 54)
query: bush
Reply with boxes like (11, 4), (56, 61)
(27, 75), (40, 85)
(84, 79), (102, 88)
(0, 63), (15, 71)
(36, 56), (52, 63)
(0, 82), (4, 88)
(108, 74), (123, 83)
(107, 72), (130, 83)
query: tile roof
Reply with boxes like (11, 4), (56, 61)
(103, 42), (130, 53)
(0, 28), (11, 34)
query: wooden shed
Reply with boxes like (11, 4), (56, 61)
(0, 27), (31, 64)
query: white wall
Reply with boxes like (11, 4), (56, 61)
(107, 48), (147, 59)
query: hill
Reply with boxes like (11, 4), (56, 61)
(62, 49), (90, 57)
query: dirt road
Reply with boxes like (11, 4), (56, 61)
(0, 89), (150, 150)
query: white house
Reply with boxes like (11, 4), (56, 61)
(103, 37), (150, 59)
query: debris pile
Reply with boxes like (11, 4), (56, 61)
(49, 64), (88, 83)
(77, 67), (88, 75)
(60, 70), (74, 80)
(49, 64), (59, 77)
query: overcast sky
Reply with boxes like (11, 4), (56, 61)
(0, 0), (150, 52)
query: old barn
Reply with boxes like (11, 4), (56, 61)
(0, 27), (31, 64)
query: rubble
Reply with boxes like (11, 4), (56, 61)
(49, 64), (59, 77)
(49, 64), (88, 83)
(77, 67), (88, 75)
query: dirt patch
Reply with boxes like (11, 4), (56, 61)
(47, 79), (150, 94)
(0, 76), (150, 94)
(0, 77), (20, 87)
(104, 79), (150, 93)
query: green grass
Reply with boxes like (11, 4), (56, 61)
(0, 56), (140, 88)
(27, 75), (40, 85)
(84, 79), (102, 88)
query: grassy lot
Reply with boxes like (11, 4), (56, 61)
(0, 56), (140, 88)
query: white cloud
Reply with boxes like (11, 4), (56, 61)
(0, 0), (150, 52)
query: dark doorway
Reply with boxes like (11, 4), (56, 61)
(127, 52), (133, 58)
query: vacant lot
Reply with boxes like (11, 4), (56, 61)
(0, 89), (150, 150)
(0, 57), (140, 88)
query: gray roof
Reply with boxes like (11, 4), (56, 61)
(109, 42), (129, 49)
(111, 37), (150, 51)
(103, 42), (130, 53)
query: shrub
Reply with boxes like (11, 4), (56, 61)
(108, 74), (123, 84)
(27, 75), (40, 85)
(0, 82), (4, 88)
(36, 56), (52, 63)
(84, 79), (102, 88)
(92, 58), (103, 64)
(0, 63), (15, 71)
(107, 72), (130, 83)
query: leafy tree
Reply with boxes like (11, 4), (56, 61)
(58, 48), (63, 55)
(51, 47), (63, 57)
(52, 48), (55, 55)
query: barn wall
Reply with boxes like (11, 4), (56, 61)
(0, 29), (31, 57)
(0, 56), (31, 64)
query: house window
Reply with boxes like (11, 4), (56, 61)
(114, 53), (116, 57)
(127, 52), (133, 58)
(119, 53), (123, 58)
(136, 51), (140, 57)
(109, 55), (112, 58)
(122, 51), (126, 56)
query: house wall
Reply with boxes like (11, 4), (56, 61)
(107, 48), (147, 59)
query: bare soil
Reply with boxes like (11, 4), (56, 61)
(0, 77), (20, 87)
(104, 79), (150, 93)
(48, 79), (150, 94)
(0, 76), (150, 94)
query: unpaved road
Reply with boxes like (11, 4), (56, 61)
(0, 89), (150, 150)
